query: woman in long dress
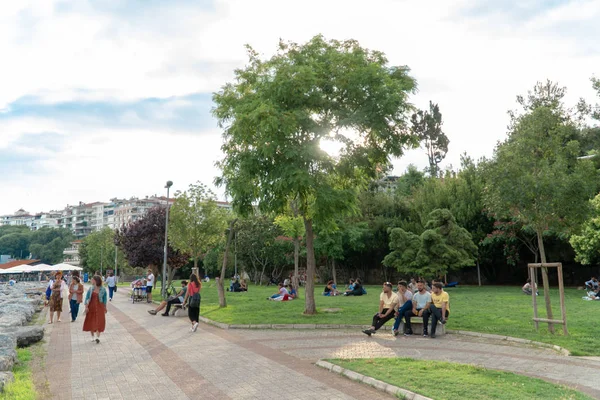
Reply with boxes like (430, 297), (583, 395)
(83, 275), (108, 343)
(48, 271), (67, 323)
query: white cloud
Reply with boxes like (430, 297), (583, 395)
(0, 0), (599, 214)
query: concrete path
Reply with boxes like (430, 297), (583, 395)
(44, 289), (600, 400)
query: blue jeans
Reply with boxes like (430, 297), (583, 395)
(392, 301), (414, 332)
(70, 299), (80, 321)
(108, 286), (115, 299)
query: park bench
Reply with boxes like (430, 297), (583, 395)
(170, 303), (187, 317)
(395, 319), (446, 335)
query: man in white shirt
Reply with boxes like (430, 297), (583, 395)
(391, 281), (413, 336)
(146, 268), (155, 304)
(362, 282), (399, 336)
(404, 280), (432, 337)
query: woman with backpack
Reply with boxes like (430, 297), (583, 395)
(183, 274), (201, 332)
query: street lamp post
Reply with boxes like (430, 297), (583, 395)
(162, 180), (173, 298)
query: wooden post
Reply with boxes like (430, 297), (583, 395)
(557, 265), (568, 336)
(527, 262), (568, 336)
(530, 266), (539, 331)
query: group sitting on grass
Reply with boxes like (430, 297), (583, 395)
(267, 282), (297, 301)
(342, 278), (367, 296)
(323, 280), (339, 296)
(362, 280), (449, 339)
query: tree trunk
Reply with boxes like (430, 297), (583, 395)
(477, 259), (481, 286)
(536, 228), (554, 334)
(293, 237), (300, 290)
(218, 219), (237, 308)
(332, 258), (337, 287)
(303, 217), (317, 315)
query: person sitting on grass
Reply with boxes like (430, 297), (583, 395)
(362, 282), (399, 336)
(323, 280), (339, 296)
(522, 279), (538, 295)
(391, 281), (413, 336)
(427, 282), (449, 338)
(269, 283), (295, 301)
(240, 279), (248, 292)
(287, 284), (298, 299)
(585, 277), (599, 291)
(346, 279), (355, 291)
(148, 281), (187, 316)
(343, 278), (364, 296)
(268, 283), (288, 300)
(403, 280), (432, 337)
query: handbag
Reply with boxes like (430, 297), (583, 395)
(189, 292), (200, 308)
(114, 285), (118, 292)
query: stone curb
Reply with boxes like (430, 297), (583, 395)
(197, 316), (569, 356)
(315, 360), (433, 400)
(445, 330), (571, 356)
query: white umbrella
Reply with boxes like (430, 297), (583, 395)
(52, 263), (83, 271)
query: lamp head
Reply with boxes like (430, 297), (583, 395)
(165, 181), (173, 189)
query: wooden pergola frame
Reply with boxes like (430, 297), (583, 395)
(528, 262), (568, 335)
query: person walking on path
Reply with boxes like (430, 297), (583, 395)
(146, 268), (155, 303)
(68, 276), (84, 322)
(48, 271), (67, 324)
(362, 282), (399, 336)
(83, 275), (108, 343)
(106, 272), (117, 301)
(183, 274), (201, 332)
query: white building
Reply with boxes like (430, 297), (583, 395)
(63, 240), (82, 266)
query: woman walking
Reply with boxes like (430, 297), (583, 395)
(48, 271), (67, 323)
(68, 276), (84, 322)
(183, 274), (201, 332)
(83, 275), (108, 343)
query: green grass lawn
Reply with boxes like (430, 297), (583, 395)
(329, 358), (592, 400)
(0, 349), (36, 400)
(121, 281), (600, 355)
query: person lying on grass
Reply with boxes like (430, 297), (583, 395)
(362, 282), (399, 336)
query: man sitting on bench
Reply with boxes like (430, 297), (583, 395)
(362, 282), (398, 336)
(148, 281), (187, 316)
(403, 280), (432, 337)
(426, 282), (449, 338)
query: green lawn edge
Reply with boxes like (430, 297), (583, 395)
(118, 282), (599, 356)
(0, 348), (36, 400)
(326, 358), (593, 400)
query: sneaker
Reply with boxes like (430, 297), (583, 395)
(192, 322), (199, 332)
(95, 338), (100, 344)
(161, 313), (168, 317)
(392, 329), (399, 336)
(423, 331), (428, 337)
(148, 310), (157, 315)
(109, 299), (112, 302)
(362, 329), (373, 337)
(430, 333), (436, 339)
(441, 319), (447, 325)
(403, 331), (413, 336)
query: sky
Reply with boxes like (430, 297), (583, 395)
(1, 0), (599, 215)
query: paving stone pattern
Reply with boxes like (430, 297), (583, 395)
(45, 290), (600, 399)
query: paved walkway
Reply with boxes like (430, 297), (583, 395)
(44, 289), (600, 400)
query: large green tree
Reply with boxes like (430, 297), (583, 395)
(168, 182), (229, 272)
(79, 227), (128, 274)
(0, 230), (31, 259)
(411, 101), (449, 177)
(213, 35), (418, 314)
(484, 81), (598, 332)
(383, 209), (476, 277)
(570, 194), (600, 265)
(29, 227), (74, 264)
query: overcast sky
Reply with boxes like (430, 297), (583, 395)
(1, 0), (599, 215)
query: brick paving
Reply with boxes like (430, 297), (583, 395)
(44, 289), (600, 399)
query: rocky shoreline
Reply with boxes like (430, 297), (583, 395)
(0, 282), (46, 392)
